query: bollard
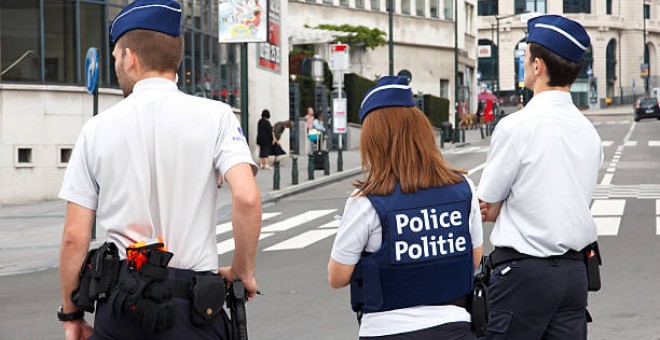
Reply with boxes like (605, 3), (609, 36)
(338, 148), (343, 172)
(292, 156), (299, 185)
(480, 124), (485, 139)
(323, 151), (330, 176)
(273, 160), (280, 190)
(461, 129), (466, 143)
(308, 153), (314, 180)
(440, 130), (445, 148)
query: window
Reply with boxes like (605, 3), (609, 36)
(339, 0), (348, 6)
(58, 146), (73, 167)
(563, 0), (590, 14)
(416, 0), (425, 16)
(606, 0), (612, 15)
(444, 0), (453, 20)
(371, 0), (380, 11)
(16, 147), (33, 167)
(356, 0), (365, 9)
(430, 0), (439, 17)
(514, 0), (545, 14)
(402, 0), (411, 14)
(478, 40), (497, 80)
(44, 1), (75, 84)
(80, 3), (104, 85)
(644, 4), (650, 19)
(440, 79), (449, 98)
(0, 1), (40, 82)
(323, 0), (333, 4)
(478, 0), (498, 16)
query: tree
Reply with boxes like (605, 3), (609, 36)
(307, 24), (387, 50)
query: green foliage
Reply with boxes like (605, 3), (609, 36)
(344, 73), (377, 123)
(421, 95), (450, 128)
(308, 24), (387, 50)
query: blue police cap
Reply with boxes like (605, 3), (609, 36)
(110, 0), (182, 44)
(527, 15), (590, 63)
(359, 76), (415, 123)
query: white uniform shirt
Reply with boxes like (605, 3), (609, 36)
(331, 176), (483, 337)
(59, 78), (257, 272)
(477, 91), (602, 257)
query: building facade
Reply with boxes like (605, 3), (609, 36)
(478, 0), (660, 108)
(0, 0), (289, 205)
(288, 0), (478, 117)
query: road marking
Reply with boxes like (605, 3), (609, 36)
(317, 220), (340, 228)
(600, 174), (613, 185)
(216, 212), (281, 235)
(591, 199), (626, 216)
(649, 141), (660, 147)
(263, 229), (338, 251)
(606, 167), (616, 173)
(217, 233), (274, 255)
(467, 162), (486, 176)
(656, 199), (660, 235)
(261, 209), (336, 232)
(594, 217), (621, 236)
(624, 141), (637, 147)
(601, 141), (614, 147)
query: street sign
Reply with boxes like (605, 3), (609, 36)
(332, 98), (347, 134)
(84, 47), (99, 94)
(329, 44), (349, 71)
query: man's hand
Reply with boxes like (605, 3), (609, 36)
(480, 199), (503, 223)
(63, 319), (93, 340)
(219, 266), (259, 301)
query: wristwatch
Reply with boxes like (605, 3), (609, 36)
(56, 306), (84, 322)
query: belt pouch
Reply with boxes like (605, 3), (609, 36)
(190, 275), (226, 326)
(583, 242), (602, 292)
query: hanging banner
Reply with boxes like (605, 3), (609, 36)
(258, 0), (281, 73)
(219, 0), (269, 43)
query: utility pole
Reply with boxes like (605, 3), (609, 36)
(388, 0), (394, 76)
(454, 0), (460, 143)
(644, 3), (649, 95)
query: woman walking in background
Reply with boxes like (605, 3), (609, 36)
(256, 109), (273, 169)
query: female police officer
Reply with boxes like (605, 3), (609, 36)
(328, 76), (483, 339)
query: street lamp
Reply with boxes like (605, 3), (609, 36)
(388, 0), (394, 76)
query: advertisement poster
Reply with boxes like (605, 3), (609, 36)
(219, 0), (268, 43)
(258, 0), (281, 73)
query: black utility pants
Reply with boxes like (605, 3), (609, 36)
(482, 258), (588, 340)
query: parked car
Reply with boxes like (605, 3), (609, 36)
(634, 97), (660, 122)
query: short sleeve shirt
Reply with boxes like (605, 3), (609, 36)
(330, 176), (483, 337)
(59, 78), (257, 272)
(477, 91), (602, 257)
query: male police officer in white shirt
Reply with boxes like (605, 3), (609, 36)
(57, 1), (261, 339)
(478, 15), (602, 340)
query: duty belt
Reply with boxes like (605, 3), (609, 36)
(487, 247), (583, 268)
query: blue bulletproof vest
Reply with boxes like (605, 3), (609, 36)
(350, 179), (474, 313)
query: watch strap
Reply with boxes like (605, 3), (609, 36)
(57, 306), (85, 322)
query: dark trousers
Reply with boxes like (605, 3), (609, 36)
(482, 258), (588, 340)
(91, 266), (228, 340)
(360, 322), (476, 340)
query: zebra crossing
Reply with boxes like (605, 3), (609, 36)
(602, 140), (660, 147)
(216, 198), (660, 255)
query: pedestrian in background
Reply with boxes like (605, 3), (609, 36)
(478, 15), (602, 340)
(305, 107), (315, 132)
(272, 120), (291, 162)
(57, 1), (262, 339)
(328, 76), (483, 340)
(256, 109), (274, 169)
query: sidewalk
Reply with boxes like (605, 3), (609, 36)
(582, 104), (633, 116)
(0, 128), (486, 277)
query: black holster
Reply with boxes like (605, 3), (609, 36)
(469, 258), (489, 337)
(226, 280), (248, 340)
(582, 242), (602, 292)
(71, 242), (120, 313)
(190, 275), (226, 326)
(108, 249), (176, 333)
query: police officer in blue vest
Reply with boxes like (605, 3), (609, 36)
(328, 76), (484, 339)
(478, 15), (602, 340)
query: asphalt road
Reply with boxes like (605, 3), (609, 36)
(1, 114), (659, 339)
